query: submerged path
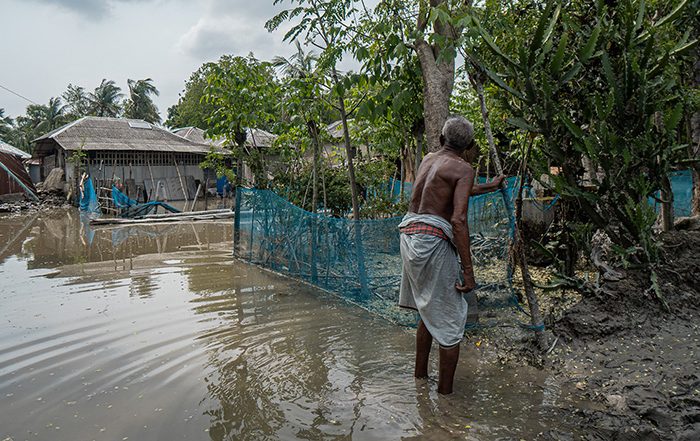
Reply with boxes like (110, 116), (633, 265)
(0, 209), (587, 440)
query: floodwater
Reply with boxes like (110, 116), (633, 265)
(1, 209), (587, 441)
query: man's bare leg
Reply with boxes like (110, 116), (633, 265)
(437, 344), (460, 394)
(415, 319), (432, 378)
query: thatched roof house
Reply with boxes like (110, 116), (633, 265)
(173, 126), (279, 185)
(32, 117), (219, 201)
(34, 117), (214, 157)
(172, 126), (277, 148)
(324, 120), (369, 162)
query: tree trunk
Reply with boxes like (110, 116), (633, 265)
(332, 67), (361, 219)
(414, 0), (459, 152)
(399, 132), (410, 201)
(515, 142), (547, 350)
(415, 39), (455, 152)
(691, 58), (700, 215)
(472, 72), (500, 175)
(468, 64), (545, 347)
(307, 119), (321, 213)
(233, 155), (243, 256)
(660, 175), (674, 231)
(414, 130), (424, 172)
(515, 204), (547, 349)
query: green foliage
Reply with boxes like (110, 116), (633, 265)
(62, 84), (90, 120)
(203, 55), (280, 143)
(88, 79), (123, 117)
(67, 143), (87, 168)
(272, 161), (350, 216)
(266, 0), (359, 70)
(470, 0), (697, 263)
(199, 149), (235, 182)
(202, 54), (281, 185)
(0, 108), (12, 141)
(123, 78), (160, 124)
(165, 63), (220, 130)
(271, 157), (404, 217)
(1, 98), (68, 152)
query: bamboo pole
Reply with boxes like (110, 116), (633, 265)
(172, 155), (189, 208)
(204, 176), (209, 211)
(147, 159), (156, 201)
(90, 211), (234, 226)
(190, 183), (202, 212)
(472, 68), (546, 349)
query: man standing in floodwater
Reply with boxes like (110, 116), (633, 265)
(398, 116), (504, 394)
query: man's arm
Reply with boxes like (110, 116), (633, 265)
(451, 167), (476, 293)
(471, 174), (506, 196)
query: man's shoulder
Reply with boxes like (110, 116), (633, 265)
(439, 155), (471, 177)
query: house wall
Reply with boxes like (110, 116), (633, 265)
(28, 165), (41, 184)
(84, 151), (207, 201)
(43, 154), (57, 180)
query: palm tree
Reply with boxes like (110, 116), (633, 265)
(35, 97), (66, 133)
(62, 83), (90, 119)
(272, 40), (318, 80)
(0, 108), (13, 141)
(88, 79), (123, 117)
(124, 78), (161, 123)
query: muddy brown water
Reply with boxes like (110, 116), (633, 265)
(1, 209), (589, 440)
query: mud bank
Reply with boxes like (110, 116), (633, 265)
(551, 231), (700, 440)
(0, 192), (70, 214)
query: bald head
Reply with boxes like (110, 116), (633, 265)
(441, 116), (474, 152)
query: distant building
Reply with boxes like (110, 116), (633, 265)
(32, 117), (221, 201)
(323, 120), (369, 165)
(173, 126), (278, 185)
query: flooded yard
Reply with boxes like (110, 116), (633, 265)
(1, 209), (588, 440)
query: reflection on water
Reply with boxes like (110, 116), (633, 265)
(1, 209), (585, 440)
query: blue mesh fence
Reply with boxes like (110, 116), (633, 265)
(235, 185), (523, 327)
(648, 169), (694, 217)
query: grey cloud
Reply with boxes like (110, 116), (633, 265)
(27, 0), (154, 19)
(179, 25), (240, 60)
(208, 0), (282, 19)
(177, 15), (279, 60)
(177, 1), (287, 60)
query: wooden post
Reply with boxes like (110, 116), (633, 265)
(659, 175), (674, 232)
(122, 163), (127, 196)
(190, 183), (202, 212)
(147, 159), (156, 201)
(172, 155), (189, 209)
(204, 177), (209, 211)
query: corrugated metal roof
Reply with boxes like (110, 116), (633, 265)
(173, 126), (277, 148)
(0, 151), (37, 198)
(33, 117), (215, 155)
(0, 140), (31, 159)
(246, 128), (277, 148)
(326, 119), (357, 140)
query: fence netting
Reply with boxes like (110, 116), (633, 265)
(235, 186), (527, 328)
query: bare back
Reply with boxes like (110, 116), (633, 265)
(409, 149), (473, 223)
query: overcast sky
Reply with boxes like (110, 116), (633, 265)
(0, 0), (373, 122)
